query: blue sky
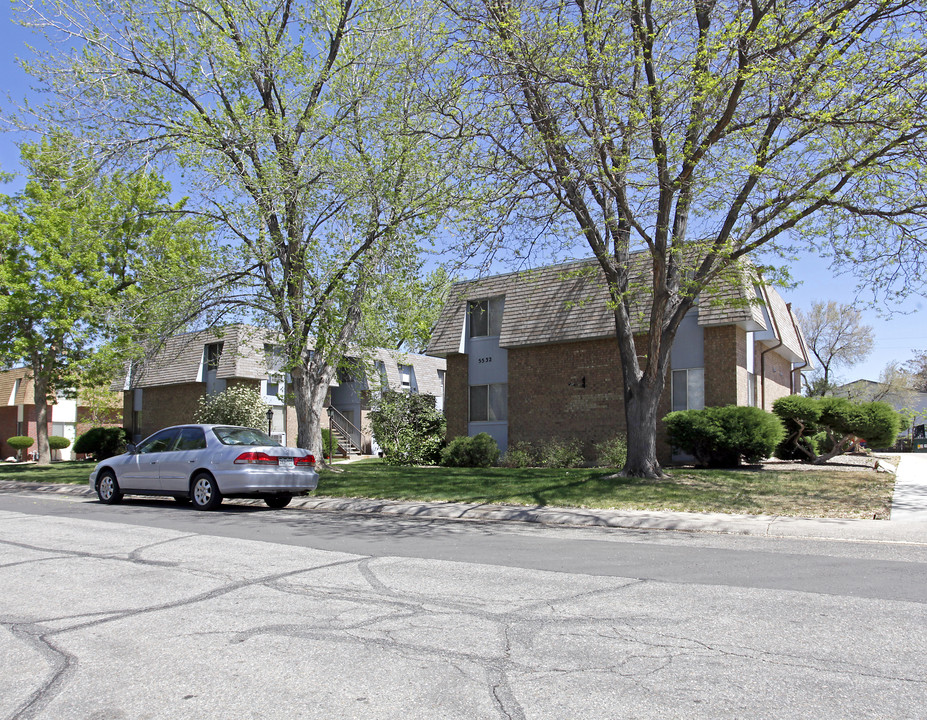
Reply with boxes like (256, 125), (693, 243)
(2, 6), (925, 385)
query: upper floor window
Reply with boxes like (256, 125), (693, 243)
(468, 296), (504, 338)
(205, 342), (223, 372)
(264, 343), (285, 374)
(398, 364), (413, 390)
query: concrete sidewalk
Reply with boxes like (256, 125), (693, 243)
(891, 452), (927, 521)
(4, 475), (927, 545)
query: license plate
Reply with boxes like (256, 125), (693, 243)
(278, 457), (294, 468)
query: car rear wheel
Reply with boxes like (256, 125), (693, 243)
(97, 471), (123, 505)
(264, 493), (292, 509)
(191, 473), (222, 511)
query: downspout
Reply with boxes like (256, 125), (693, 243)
(758, 283), (784, 410)
(786, 302), (809, 395)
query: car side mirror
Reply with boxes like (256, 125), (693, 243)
(126, 443), (137, 454)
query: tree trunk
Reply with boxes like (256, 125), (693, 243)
(32, 372), (51, 465)
(813, 433), (854, 464)
(290, 359), (336, 463)
(622, 374), (667, 478)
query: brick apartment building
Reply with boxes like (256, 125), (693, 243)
(118, 325), (446, 453)
(0, 367), (121, 460)
(426, 258), (811, 462)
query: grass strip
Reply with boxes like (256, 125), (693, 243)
(317, 460), (894, 520)
(1, 458), (894, 519)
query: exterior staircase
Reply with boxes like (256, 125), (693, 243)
(327, 407), (363, 457)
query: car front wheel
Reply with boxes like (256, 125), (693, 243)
(97, 471), (123, 505)
(264, 493), (292, 509)
(190, 473), (222, 511)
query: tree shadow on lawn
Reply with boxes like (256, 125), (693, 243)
(321, 464), (727, 511)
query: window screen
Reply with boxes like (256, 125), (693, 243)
(469, 385), (488, 422)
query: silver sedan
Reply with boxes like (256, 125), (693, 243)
(88, 424), (319, 510)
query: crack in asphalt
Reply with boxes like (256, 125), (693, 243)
(3, 514), (926, 719)
(5, 624), (77, 720)
(2, 555), (364, 720)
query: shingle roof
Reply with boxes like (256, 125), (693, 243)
(428, 256), (799, 357)
(757, 285), (807, 363)
(0, 367), (33, 406)
(120, 325), (276, 389)
(370, 349), (446, 397)
(119, 326), (446, 395)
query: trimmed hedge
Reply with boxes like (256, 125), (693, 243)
(48, 435), (71, 451)
(6, 436), (35, 451)
(663, 405), (785, 467)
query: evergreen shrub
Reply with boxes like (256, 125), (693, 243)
(6, 436), (35, 454)
(664, 405), (785, 467)
(48, 436), (71, 451)
(73, 427), (130, 460)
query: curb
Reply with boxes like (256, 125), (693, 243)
(4, 480), (926, 545)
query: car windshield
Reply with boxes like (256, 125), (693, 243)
(212, 427), (281, 447)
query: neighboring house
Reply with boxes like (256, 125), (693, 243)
(832, 379), (927, 437)
(117, 325), (446, 453)
(0, 367), (121, 460)
(426, 257), (811, 462)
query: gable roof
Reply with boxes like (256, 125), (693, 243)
(427, 257), (805, 361)
(119, 325), (446, 395)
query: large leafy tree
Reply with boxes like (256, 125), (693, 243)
(0, 132), (210, 464)
(796, 301), (873, 396)
(15, 0), (475, 460)
(448, 0), (927, 477)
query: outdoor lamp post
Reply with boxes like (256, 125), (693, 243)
(266, 408), (274, 436)
(326, 406), (334, 461)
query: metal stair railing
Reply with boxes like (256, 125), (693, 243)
(329, 407), (364, 454)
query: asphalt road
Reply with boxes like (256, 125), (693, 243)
(2, 492), (926, 719)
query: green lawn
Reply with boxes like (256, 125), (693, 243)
(0, 457), (895, 519)
(0, 460), (92, 485)
(318, 460), (894, 520)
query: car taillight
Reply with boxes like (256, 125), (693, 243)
(234, 451), (278, 465)
(295, 454), (316, 466)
